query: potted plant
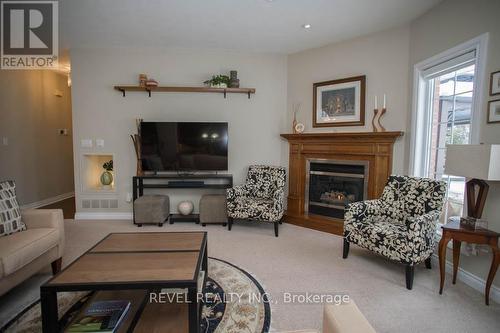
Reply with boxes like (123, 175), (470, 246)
(204, 75), (230, 88)
(100, 160), (113, 187)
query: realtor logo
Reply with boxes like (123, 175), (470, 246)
(1, 1), (58, 69)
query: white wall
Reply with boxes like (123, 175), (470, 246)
(409, 0), (500, 288)
(287, 26), (410, 173)
(0, 70), (74, 205)
(70, 47), (287, 214)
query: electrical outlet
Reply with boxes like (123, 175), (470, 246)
(2, 137), (8, 146)
(96, 139), (105, 148)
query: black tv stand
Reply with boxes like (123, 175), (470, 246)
(132, 173), (233, 225)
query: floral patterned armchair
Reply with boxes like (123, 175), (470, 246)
(343, 175), (447, 289)
(226, 165), (286, 237)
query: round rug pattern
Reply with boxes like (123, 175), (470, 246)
(1, 258), (271, 333)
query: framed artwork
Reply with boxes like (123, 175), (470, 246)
(487, 99), (500, 123)
(313, 75), (365, 127)
(490, 70), (500, 95)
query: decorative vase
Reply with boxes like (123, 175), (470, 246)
(294, 123), (305, 133)
(229, 70), (240, 88)
(100, 171), (113, 186)
(178, 201), (194, 215)
(211, 83), (227, 88)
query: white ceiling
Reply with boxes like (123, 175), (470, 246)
(60, 0), (442, 54)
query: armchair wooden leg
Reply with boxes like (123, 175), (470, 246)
(406, 265), (414, 290)
(274, 221), (279, 237)
(51, 258), (62, 275)
(228, 217), (233, 231)
(343, 238), (350, 259)
(425, 257), (432, 269)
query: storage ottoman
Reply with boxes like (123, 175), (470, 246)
(133, 195), (170, 227)
(199, 194), (227, 226)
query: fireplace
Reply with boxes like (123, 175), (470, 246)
(305, 159), (368, 219)
(280, 131), (403, 235)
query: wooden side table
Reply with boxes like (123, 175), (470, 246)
(438, 218), (500, 305)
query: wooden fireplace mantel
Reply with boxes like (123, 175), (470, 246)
(280, 131), (403, 235)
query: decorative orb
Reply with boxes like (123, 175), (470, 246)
(178, 201), (194, 215)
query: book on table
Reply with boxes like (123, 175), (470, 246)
(66, 300), (131, 333)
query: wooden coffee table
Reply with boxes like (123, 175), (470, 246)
(40, 232), (207, 333)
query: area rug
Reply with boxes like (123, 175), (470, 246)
(0, 258), (271, 333)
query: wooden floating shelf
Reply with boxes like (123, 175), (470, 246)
(114, 85), (256, 98)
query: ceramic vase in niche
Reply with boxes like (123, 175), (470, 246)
(100, 171), (113, 187)
(178, 201), (194, 215)
(229, 70), (240, 88)
(100, 160), (114, 188)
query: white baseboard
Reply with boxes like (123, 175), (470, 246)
(21, 192), (75, 209)
(431, 255), (500, 304)
(74, 212), (133, 220)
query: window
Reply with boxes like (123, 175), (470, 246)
(410, 34), (488, 225)
(426, 63), (475, 221)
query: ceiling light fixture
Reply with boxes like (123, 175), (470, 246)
(302, 24), (311, 29)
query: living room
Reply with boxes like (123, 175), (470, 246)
(1, 0), (499, 332)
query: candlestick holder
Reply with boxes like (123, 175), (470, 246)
(372, 108), (386, 132)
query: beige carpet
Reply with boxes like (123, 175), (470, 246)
(3, 219), (500, 332)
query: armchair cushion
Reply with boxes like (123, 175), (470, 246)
(0, 181), (26, 237)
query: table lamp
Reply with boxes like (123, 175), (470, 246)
(444, 144), (500, 220)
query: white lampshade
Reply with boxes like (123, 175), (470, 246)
(444, 144), (500, 180)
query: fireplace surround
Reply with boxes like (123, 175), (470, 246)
(280, 131), (403, 235)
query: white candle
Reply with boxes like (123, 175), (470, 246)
(383, 94), (386, 109)
(375, 95), (378, 109)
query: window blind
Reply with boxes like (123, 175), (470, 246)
(421, 50), (476, 80)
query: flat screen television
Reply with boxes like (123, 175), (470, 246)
(140, 122), (228, 172)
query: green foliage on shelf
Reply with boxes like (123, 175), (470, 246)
(102, 160), (113, 171)
(204, 75), (230, 86)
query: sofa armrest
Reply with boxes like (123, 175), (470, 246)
(21, 209), (65, 258)
(226, 184), (253, 199)
(21, 209), (64, 229)
(344, 200), (384, 224)
(323, 301), (376, 333)
(405, 210), (441, 257)
(272, 188), (285, 214)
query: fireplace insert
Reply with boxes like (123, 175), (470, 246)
(305, 159), (368, 219)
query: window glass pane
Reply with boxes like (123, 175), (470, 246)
(455, 93), (472, 123)
(448, 176), (465, 202)
(455, 65), (475, 95)
(438, 97), (454, 123)
(437, 72), (455, 97)
(452, 124), (470, 144)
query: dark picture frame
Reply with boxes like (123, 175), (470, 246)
(490, 70), (500, 96)
(487, 99), (500, 123)
(313, 75), (366, 127)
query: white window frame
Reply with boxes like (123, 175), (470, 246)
(409, 33), (489, 176)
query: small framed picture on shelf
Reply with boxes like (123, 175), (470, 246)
(313, 75), (366, 127)
(487, 99), (500, 123)
(490, 70), (500, 95)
